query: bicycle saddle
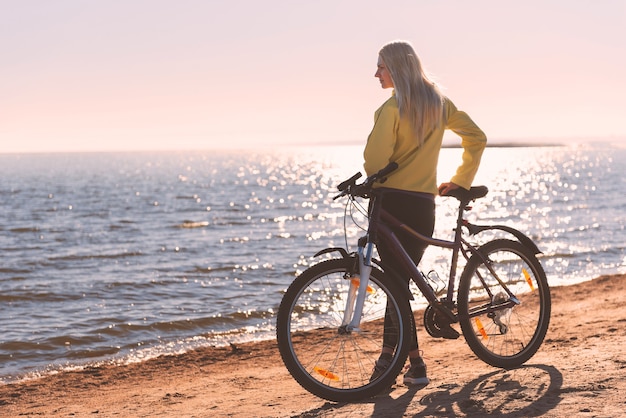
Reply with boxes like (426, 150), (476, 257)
(443, 186), (488, 202)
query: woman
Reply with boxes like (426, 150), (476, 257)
(365, 40), (487, 386)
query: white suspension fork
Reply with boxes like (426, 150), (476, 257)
(341, 241), (374, 331)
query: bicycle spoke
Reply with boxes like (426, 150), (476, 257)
(458, 240), (550, 368)
(277, 258), (412, 401)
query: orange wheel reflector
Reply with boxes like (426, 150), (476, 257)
(313, 367), (340, 381)
(475, 318), (488, 340)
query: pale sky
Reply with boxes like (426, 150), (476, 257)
(2, 0), (625, 153)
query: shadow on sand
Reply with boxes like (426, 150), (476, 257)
(297, 364), (563, 417)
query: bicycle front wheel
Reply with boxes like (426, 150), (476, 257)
(276, 258), (412, 402)
(457, 239), (551, 369)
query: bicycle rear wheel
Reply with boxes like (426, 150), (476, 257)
(457, 239), (551, 369)
(276, 257), (412, 402)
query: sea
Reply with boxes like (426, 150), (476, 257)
(1, 141), (624, 383)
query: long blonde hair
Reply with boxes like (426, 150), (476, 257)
(379, 41), (444, 146)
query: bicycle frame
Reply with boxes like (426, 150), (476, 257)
(342, 189), (521, 332)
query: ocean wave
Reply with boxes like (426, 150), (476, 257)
(8, 227), (40, 233)
(49, 251), (145, 261)
(175, 220), (209, 228)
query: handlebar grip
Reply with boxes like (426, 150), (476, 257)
(337, 172), (362, 191)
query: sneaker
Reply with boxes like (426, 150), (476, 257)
(370, 356), (392, 382)
(403, 359), (429, 386)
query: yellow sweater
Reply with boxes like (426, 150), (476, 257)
(363, 95), (487, 195)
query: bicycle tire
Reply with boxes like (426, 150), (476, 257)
(276, 257), (412, 401)
(457, 239), (551, 369)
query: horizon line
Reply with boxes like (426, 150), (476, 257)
(0, 136), (624, 156)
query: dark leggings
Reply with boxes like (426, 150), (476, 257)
(374, 189), (435, 353)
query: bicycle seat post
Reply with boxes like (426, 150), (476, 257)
(442, 200), (467, 301)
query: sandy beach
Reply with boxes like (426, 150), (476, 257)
(1, 273), (625, 417)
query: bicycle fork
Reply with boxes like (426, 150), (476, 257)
(339, 241), (374, 333)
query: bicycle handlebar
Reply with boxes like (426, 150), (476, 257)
(334, 162), (398, 200)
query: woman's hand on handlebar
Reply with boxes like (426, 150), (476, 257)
(334, 162), (398, 200)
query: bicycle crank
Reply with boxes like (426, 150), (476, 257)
(424, 304), (460, 339)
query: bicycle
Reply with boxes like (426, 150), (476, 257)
(276, 162), (551, 402)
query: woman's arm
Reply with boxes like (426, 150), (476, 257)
(444, 100), (487, 189)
